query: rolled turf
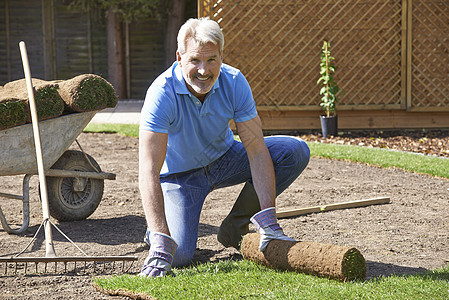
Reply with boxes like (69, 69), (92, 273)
(240, 233), (366, 281)
(1, 79), (64, 130)
(57, 74), (118, 112)
(0, 74), (118, 130)
(0, 96), (27, 130)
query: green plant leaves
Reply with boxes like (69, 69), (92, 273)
(317, 41), (339, 116)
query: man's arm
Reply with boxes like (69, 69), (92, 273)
(235, 115), (276, 210)
(139, 129), (170, 235)
(236, 115), (295, 252)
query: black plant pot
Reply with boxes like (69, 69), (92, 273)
(320, 115), (338, 138)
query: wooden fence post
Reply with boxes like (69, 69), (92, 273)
(107, 9), (127, 99)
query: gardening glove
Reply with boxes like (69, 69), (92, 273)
(250, 207), (294, 252)
(139, 231), (178, 278)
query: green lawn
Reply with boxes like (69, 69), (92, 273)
(94, 260), (449, 300)
(308, 142), (449, 179)
(84, 123), (139, 138)
(85, 124), (449, 299)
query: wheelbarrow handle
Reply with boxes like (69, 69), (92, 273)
(0, 175), (31, 234)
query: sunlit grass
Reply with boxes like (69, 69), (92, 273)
(86, 124), (449, 299)
(84, 123), (139, 137)
(307, 142), (449, 179)
(94, 260), (449, 300)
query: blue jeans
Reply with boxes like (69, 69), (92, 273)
(156, 135), (310, 267)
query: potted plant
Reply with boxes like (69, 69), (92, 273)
(317, 41), (339, 138)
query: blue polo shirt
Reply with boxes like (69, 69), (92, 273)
(140, 62), (257, 175)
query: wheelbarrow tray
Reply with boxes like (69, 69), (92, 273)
(0, 111), (97, 176)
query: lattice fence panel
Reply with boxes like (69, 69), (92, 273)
(409, 1), (449, 110)
(199, 0), (404, 110)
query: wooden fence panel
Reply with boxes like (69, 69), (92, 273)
(0, 0), (107, 84)
(0, 0), (45, 82)
(408, 1), (449, 111)
(54, 0), (108, 80)
(199, 0), (449, 114)
(128, 19), (166, 99)
(127, 0), (199, 99)
(199, 0), (405, 111)
(0, 1), (7, 81)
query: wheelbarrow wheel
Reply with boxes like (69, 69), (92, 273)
(45, 150), (104, 221)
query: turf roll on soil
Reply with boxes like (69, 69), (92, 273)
(57, 74), (118, 112)
(241, 233), (366, 281)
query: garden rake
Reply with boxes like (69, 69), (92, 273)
(0, 41), (138, 275)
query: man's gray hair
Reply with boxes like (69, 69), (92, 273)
(177, 18), (224, 55)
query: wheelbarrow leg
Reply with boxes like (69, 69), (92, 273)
(0, 174), (31, 234)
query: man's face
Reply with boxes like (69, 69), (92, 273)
(177, 39), (222, 101)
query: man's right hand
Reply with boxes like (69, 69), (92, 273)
(139, 231), (178, 278)
(250, 207), (294, 252)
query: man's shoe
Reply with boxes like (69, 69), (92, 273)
(217, 182), (261, 249)
(217, 216), (247, 249)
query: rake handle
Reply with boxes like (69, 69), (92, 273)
(19, 41), (56, 258)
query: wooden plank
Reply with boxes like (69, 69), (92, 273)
(276, 197), (390, 219)
(257, 110), (449, 130)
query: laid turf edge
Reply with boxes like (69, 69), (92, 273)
(92, 262), (449, 300)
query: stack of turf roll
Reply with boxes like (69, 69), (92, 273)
(0, 74), (117, 131)
(0, 79), (63, 130)
(57, 74), (118, 113)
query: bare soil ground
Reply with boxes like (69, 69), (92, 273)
(1, 131), (448, 299)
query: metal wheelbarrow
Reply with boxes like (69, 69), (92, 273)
(0, 42), (137, 275)
(0, 110), (115, 234)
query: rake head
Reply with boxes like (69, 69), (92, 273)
(0, 218), (138, 276)
(0, 255), (138, 275)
